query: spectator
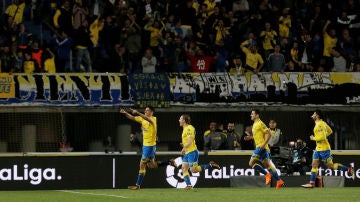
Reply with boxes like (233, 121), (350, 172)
(141, 48), (157, 73)
(0, 43), (12, 72)
(191, 17), (211, 46)
(144, 19), (164, 58)
(31, 40), (43, 69)
(139, 0), (156, 21)
(213, 19), (230, 46)
(53, 0), (73, 36)
(203, 121), (217, 137)
(73, 19), (92, 72)
(126, 15), (142, 73)
(43, 48), (56, 73)
(260, 21), (278, 59)
(331, 48), (347, 72)
(228, 54), (243, 75)
(111, 43), (129, 73)
(3, 15), (18, 41)
(204, 122), (227, 150)
(203, 0), (217, 17)
(278, 8), (291, 40)
(130, 131), (142, 151)
(17, 23), (32, 49)
(225, 122), (241, 150)
(290, 41), (301, 70)
(284, 60), (299, 72)
(322, 19), (338, 71)
(338, 28), (358, 61)
(240, 38), (264, 73)
(353, 63), (360, 72)
(298, 33), (314, 71)
(56, 30), (72, 72)
(177, 0), (196, 29)
(90, 16), (105, 69)
(10, 44), (23, 72)
(279, 37), (291, 63)
(72, 0), (89, 30)
(240, 125), (255, 150)
(184, 41), (216, 73)
(173, 36), (188, 72)
(161, 32), (177, 72)
(23, 49), (39, 73)
(164, 14), (176, 33)
(214, 41), (230, 72)
(5, 0), (25, 25)
(205, 6), (223, 42)
(267, 44), (286, 73)
(99, 16), (119, 69)
(268, 119), (285, 148)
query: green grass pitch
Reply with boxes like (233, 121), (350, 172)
(0, 188), (359, 202)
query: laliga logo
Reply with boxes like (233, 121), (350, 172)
(165, 157), (200, 188)
(0, 164), (62, 185)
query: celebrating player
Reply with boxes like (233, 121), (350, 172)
(120, 106), (176, 190)
(246, 109), (284, 189)
(179, 114), (220, 190)
(302, 110), (355, 188)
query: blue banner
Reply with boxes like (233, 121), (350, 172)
(128, 73), (170, 108)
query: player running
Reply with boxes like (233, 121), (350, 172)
(120, 106), (176, 190)
(246, 109), (284, 189)
(302, 110), (355, 188)
(179, 114), (220, 190)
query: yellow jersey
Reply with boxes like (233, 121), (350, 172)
(241, 44), (264, 70)
(252, 119), (270, 151)
(144, 26), (161, 47)
(323, 32), (337, 57)
(23, 60), (36, 74)
(182, 124), (197, 154)
(313, 120), (332, 151)
(44, 58), (56, 73)
(260, 30), (278, 50)
(203, 0), (216, 16)
(5, 3), (25, 24)
(134, 116), (157, 146)
(279, 16), (291, 38)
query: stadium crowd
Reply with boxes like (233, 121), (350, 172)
(0, 0), (360, 73)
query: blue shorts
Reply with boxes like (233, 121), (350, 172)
(141, 146), (156, 162)
(251, 147), (271, 162)
(183, 150), (199, 168)
(312, 150), (332, 163)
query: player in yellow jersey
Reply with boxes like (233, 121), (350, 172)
(179, 114), (220, 190)
(246, 110), (284, 189)
(120, 106), (176, 190)
(302, 110), (355, 188)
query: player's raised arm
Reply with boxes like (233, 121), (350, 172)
(119, 108), (135, 121)
(130, 108), (154, 125)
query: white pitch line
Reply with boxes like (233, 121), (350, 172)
(58, 190), (129, 199)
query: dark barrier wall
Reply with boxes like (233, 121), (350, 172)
(0, 152), (359, 190)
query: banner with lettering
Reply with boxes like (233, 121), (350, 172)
(0, 72), (359, 106)
(0, 73), (15, 98)
(0, 73), (133, 106)
(128, 73), (170, 108)
(169, 72), (360, 105)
